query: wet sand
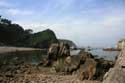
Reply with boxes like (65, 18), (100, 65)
(0, 46), (43, 53)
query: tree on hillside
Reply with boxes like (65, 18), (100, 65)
(0, 15), (32, 46)
(0, 15), (58, 48)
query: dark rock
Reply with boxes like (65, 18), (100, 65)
(45, 42), (70, 66)
(78, 58), (97, 80)
(95, 59), (114, 80)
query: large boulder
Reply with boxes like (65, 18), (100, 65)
(52, 58), (66, 73)
(45, 42), (70, 66)
(64, 55), (81, 73)
(78, 58), (97, 80)
(79, 50), (94, 61)
(95, 58), (114, 80)
(60, 50), (94, 74)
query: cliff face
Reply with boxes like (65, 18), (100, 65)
(102, 49), (125, 83)
(31, 29), (58, 49)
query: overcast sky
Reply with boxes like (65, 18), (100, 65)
(0, 0), (125, 47)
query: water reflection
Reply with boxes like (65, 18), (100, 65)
(89, 49), (119, 60)
(70, 49), (119, 60)
(0, 50), (47, 65)
(0, 49), (119, 66)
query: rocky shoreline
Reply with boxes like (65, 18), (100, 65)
(0, 64), (100, 83)
(0, 46), (115, 83)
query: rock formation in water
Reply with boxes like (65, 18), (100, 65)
(51, 49), (115, 81)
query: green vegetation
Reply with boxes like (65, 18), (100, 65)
(0, 15), (32, 46)
(31, 29), (58, 48)
(0, 15), (58, 48)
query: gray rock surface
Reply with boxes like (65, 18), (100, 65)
(102, 48), (125, 83)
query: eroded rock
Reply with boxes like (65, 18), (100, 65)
(78, 58), (97, 80)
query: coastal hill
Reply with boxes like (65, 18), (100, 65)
(31, 29), (58, 48)
(0, 16), (76, 49)
(0, 16), (33, 47)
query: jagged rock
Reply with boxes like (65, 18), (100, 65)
(78, 58), (97, 80)
(95, 59), (114, 80)
(45, 42), (70, 66)
(64, 51), (94, 74)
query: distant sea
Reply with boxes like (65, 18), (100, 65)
(0, 48), (119, 65)
(89, 49), (119, 60)
(70, 48), (119, 60)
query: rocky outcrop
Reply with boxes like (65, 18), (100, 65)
(0, 63), (32, 82)
(64, 51), (94, 74)
(52, 49), (115, 81)
(52, 50), (98, 80)
(102, 49), (125, 83)
(79, 58), (97, 80)
(43, 43), (70, 66)
(102, 65), (125, 83)
(95, 59), (114, 81)
(58, 39), (77, 49)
